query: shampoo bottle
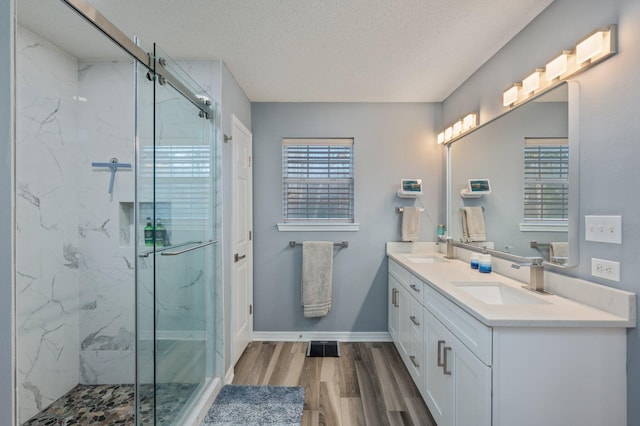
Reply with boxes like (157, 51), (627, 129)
(155, 219), (166, 247)
(144, 217), (154, 246)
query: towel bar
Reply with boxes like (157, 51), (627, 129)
(458, 206), (485, 212)
(289, 241), (348, 248)
(395, 207), (425, 213)
(530, 241), (550, 249)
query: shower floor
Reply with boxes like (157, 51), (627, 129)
(22, 382), (199, 425)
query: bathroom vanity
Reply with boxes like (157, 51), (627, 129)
(387, 242), (635, 426)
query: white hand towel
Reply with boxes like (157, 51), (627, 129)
(550, 242), (568, 261)
(463, 207), (486, 242)
(402, 207), (421, 242)
(302, 241), (334, 318)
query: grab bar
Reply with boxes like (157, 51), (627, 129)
(288, 241), (348, 248)
(161, 240), (217, 256)
(138, 240), (216, 257)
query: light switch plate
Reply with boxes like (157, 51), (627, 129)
(591, 258), (621, 282)
(585, 215), (622, 244)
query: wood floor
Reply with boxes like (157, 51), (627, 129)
(232, 341), (436, 426)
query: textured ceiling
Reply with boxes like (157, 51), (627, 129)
(17, 0), (553, 102)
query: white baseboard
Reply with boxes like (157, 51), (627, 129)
(252, 331), (392, 342)
(224, 366), (235, 385)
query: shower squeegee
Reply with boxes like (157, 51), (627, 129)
(91, 157), (132, 193)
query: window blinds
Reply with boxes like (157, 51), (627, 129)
(282, 138), (354, 222)
(523, 138), (569, 222)
(140, 143), (212, 231)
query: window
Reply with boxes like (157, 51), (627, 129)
(140, 144), (212, 232)
(278, 138), (358, 231)
(522, 138), (568, 230)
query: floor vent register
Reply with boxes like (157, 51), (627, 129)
(306, 340), (340, 357)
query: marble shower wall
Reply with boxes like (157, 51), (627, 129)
(16, 26), (136, 422)
(16, 26), (82, 422)
(76, 60), (135, 385)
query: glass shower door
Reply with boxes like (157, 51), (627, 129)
(136, 47), (217, 425)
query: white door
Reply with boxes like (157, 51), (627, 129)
(231, 115), (253, 367)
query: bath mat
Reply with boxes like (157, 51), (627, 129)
(201, 385), (304, 425)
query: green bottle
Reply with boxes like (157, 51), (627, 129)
(144, 217), (154, 246)
(155, 218), (166, 247)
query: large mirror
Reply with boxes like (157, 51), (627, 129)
(447, 81), (579, 268)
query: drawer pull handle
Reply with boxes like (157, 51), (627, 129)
(437, 340), (445, 367)
(409, 284), (420, 292)
(409, 355), (420, 368)
(391, 288), (397, 307)
(410, 315), (420, 326)
(443, 346), (452, 375)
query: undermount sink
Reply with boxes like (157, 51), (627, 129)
(407, 255), (449, 264)
(452, 281), (550, 305)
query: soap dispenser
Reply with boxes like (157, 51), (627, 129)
(478, 250), (492, 273)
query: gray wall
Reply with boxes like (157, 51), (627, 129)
(220, 62), (251, 376)
(251, 102), (441, 332)
(0, 0), (14, 423)
(443, 0), (640, 422)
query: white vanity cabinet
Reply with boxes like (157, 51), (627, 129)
(387, 254), (631, 426)
(388, 259), (425, 390)
(424, 308), (491, 426)
(389, 258), (490, 425)
(388, 275), (400, 341)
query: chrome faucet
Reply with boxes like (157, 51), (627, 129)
(511, 258), (546, 293)
(445, 238), (455, 259)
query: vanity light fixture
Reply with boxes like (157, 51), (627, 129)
(545, 51), (572, 81)
(462, 113), (477, 131)
(522, 69), (543, 95)
(444, 126), (453, 141)
(576, 28), (608, 64)
(503, 84), (520, 107)
(437, 112), (479, 144)
(452, 120), (463, 137)
(503, 24), (616, 108)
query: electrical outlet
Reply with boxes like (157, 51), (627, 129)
(591, 258), (620, 282)
(585, 215), (622, 244)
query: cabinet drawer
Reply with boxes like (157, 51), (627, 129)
(426, 289), (492, 365)
(409, 298), (424, 350)
(389, 259), (411, 287)
(406, 339), (424, 390)
(408, 274), (425, 305)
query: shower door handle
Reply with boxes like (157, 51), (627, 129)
(160, 240), (217, 256)
(234, 253), (246, 263)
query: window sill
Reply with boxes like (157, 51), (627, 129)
(519, 222), (568, 232)
(277, 222), (360, 232)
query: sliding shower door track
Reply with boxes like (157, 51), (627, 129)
(60, 0), (214, 117)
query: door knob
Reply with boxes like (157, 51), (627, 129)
(234, 253), (246, 263)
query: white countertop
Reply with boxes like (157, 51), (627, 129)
(387, 243), (636, 328)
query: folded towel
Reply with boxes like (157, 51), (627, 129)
(401, 207), (421, 242)
(549, 242), (568, 260)
(302, 241), (334, 318)
(462, 207), (486, 242)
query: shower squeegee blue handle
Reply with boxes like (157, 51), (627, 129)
(92, 160), (132, 193)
